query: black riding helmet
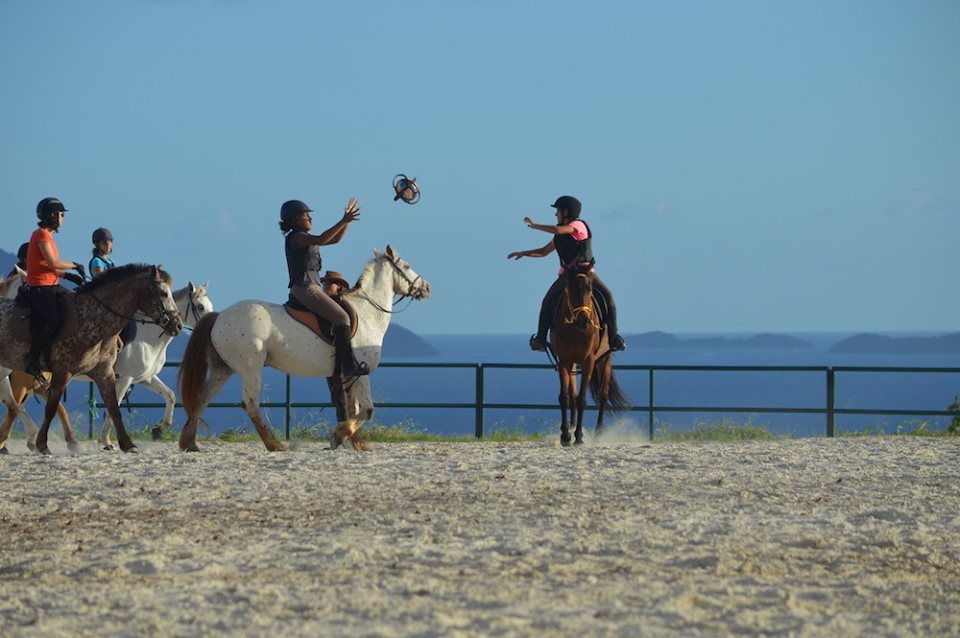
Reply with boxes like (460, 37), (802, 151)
(280, 200), (312, 224)
(36, 197), (67, 226)
(551, 195), (582, 219)
(92, 227), (113, 244)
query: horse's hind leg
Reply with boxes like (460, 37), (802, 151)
(575, 361), (596, 445)
(179, 363), (233, 452)
(55, 399), (78, 452)
(99, 376), (133, 450)
(331, 375), (372, 451)
(594, 359), (611, 438)
(239, 368), (285, 452)
(139, 376), (176, 441)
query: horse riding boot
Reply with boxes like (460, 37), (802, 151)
(334, 325), (369, 377)
(610, 334), (626, 351)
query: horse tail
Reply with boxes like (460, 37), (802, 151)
(178, 311), (219, 414)
(591, 360), (631, 415)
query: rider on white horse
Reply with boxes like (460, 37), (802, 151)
(279, 198), (369, 377)
(89, 226), (137, 346)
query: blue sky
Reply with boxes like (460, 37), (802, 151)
(2, 0), (957, 335)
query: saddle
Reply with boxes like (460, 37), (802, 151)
(284, 295), (359, 345)
(12, 286), (76, 345)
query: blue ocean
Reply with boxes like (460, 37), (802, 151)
(46, 332), (960, 440)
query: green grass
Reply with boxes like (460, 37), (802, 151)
(654, 419), (778, 441)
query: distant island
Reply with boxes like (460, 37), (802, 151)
(0, 247), (15, 275)
(829, 333), (960, 355)
(382, 324), (439, 358)
(625, 331), (813, 350)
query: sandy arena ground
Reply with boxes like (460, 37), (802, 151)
(0, 435), (958, 637)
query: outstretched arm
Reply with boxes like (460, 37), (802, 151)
(522, 216), (577, 236)
(508, 240), (555, 260)
(300, 198), (361, 246)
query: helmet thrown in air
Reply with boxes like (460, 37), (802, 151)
(280, 200), (312, 223)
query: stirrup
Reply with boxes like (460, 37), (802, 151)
(529, 334), (547, 352)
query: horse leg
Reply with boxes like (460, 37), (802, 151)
(331, 376), (372, 451)
(99, 376), (133, 450)
(0, 378), (18, 454)
(90, 370), (136, 453)
(179, 363), (233, 452)
(137, 376), (176, 441)
(55, 399), (78, 452)
(558, 365), (572, 447)
(595, 358), (611, 437)
(35, 372), (70, 455)
(239, 369), (285, 452)
(575, 361), (596, 445)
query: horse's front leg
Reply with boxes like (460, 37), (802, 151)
(558, 366), (573, 447)
(35, 372), (70, 455)
(138, 376), (176, 441)
(575, 361), (596, 445)
(99, 376), (134, 450)
(91, 369), (136, 453)
(331, 375), (373, 451)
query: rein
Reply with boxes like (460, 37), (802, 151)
(563, 275), (599, 328)
(356, 257), (424, 315)
(87, 286), (180, 332)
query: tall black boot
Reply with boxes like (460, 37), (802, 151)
(334, 325), (369, 377)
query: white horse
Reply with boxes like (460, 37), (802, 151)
(0, 274), (212, 451)
(177, 245), (430, 452)
(95, 282), (213, 449)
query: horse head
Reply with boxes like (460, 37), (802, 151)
(181, 281), (214, 328)
(377, 245), (431, 300)
(564, 264), (597, 331)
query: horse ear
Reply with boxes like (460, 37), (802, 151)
(188, 281), (196, 294)
(385, 244), (397, 260)
(151, 265), (159, 278)
(373, 247), (384, 259)
(15, 265), (26, 278)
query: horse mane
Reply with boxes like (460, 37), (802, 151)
(344, 256), (379, 296)
(74, 263), (171, 295)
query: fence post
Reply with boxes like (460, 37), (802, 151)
(648, 368), (655, 441)
(285, 374), (292, 440)
(475, 364), (484, 439)
(826, 367), (835, 438)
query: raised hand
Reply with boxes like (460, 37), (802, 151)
(342, 197), (361, 223)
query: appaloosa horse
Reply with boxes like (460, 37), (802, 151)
(550, 265), (630, 446)
(0, 282), (213, 451)
(177, 246), (429, 452)
(0, 264), (182, 454)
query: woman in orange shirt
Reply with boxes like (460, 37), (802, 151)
(22, 197), (86, 376)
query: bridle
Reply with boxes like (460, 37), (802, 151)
(88, 281), (182, 334)
(563, 273), (599, 328)
(358, 256), (426, 315)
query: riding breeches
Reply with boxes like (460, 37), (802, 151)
(536, 275), (620, 339)
(290, 283), (350, 327)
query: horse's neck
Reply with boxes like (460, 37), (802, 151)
(346, 260), (393, 342)
(75, 279), (144, 340)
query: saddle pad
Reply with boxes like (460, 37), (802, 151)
(284, 297), (358, 345)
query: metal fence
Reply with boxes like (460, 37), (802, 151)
(84, 362), (960, 439)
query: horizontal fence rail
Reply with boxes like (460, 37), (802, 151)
(84, 362), (960, 439)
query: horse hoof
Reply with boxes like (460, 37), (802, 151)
(121, 444), (139, 454)
(151, 426), (163, 441)
(102, 444), (115, 451)
(26, 442), (37, 452)
(68, 442), (80, 452)
(574, 438), (584, 446)
(329, 433), (343, 450)
(38, 448), (51, 456)
(0, 447), (7, 455)
(560, 437), (572, 447)
(180, 444), (201, 452)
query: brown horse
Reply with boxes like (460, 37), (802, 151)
(0, 264), (183, 454)
(550, 266), (630, 446)
(0, 371), (76, 453)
